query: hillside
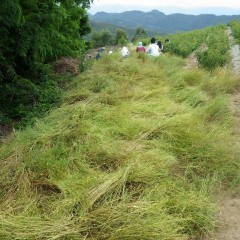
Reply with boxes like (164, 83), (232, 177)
(89, 21), (159, 40)
(89, 10), (240, 33)
(90, 21), (135, 39)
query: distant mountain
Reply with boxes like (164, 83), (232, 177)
(89, 10), (240, 34)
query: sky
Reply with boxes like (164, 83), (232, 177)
(88, 0), (240, 15)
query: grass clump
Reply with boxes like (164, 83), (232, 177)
(0, 53), (239, 239)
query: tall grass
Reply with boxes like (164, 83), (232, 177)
(0, 52), (240, 239)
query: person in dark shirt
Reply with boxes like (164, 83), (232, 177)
(157, 41), (163, 52)
(96, 47), (105, 60)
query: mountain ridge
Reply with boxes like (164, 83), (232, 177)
(89, 10), (240, 34)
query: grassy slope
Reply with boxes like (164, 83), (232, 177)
(0, 53), (240, 239)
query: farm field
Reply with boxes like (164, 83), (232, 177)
(1, 24), (240, 240)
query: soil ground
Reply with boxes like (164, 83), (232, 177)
(214, 197), (240, 240)
(184, 52), (198, 69)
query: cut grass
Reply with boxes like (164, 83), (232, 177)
(0, 53), (240, 239)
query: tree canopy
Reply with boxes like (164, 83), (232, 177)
(115, 29), (128, 45)
(132, 27), (147, 42)
(0, 0), (93, 125)
(91, 30), (112, 48)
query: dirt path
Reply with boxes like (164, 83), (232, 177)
(227, 27), (240, 74)
(184, 44), (207, 70)
(214, 197), (240, 240)
(184, 52), (198, 69)
(211, 27), (240, 240)
(231, 44), (240, 73)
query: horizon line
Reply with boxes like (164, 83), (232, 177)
(88, 7), (240, 16)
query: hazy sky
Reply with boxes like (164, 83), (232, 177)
(89, 0), (240, 15)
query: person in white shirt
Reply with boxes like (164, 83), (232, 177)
(146, 37), (160, 57)
(121, 46), (129, 57)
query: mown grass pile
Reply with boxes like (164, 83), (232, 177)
(0, 52), (240, 239)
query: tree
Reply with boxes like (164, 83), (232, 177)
(91, 30), (112, 48)
(115, 29), (128, 45)
(135, 27), (147, 37)
(101, 30), (112, 46)
(0, 0), (94, 124)
(79, 11), (91, 37)
(91, 31), (102, 48)
(132, 27), (147, 42)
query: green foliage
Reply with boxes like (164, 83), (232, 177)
(0, 65), (63, 127)
(0, 0), (93, 126)
(228, 19), (240, 44)
(91, 29), (113, 48)
(163, 28), (210, 58)
(115, 29), (128, 45)
(159, 25), (230, 71)
(132, 27), (147, 42)
(196, 25), (230, 71)
(89, 21), (158, 43)
(79, 10), (91, 37)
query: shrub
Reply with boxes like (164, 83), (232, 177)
(0, 0), (92, 126)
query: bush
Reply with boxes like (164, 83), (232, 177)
(0, 0), (92, 126)
(196, 26), (230, 70)
(91, 30), (113, 48)
(228, 20), (240, 44)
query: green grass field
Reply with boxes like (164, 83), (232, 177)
(0, 52), (240, 239)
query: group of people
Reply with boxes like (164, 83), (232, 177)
(135, 37), (164, 57)
(96, 37), (170, 59)
(121, 37), (170, 58)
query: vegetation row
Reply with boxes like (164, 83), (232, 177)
(228, 20), (240, 44)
